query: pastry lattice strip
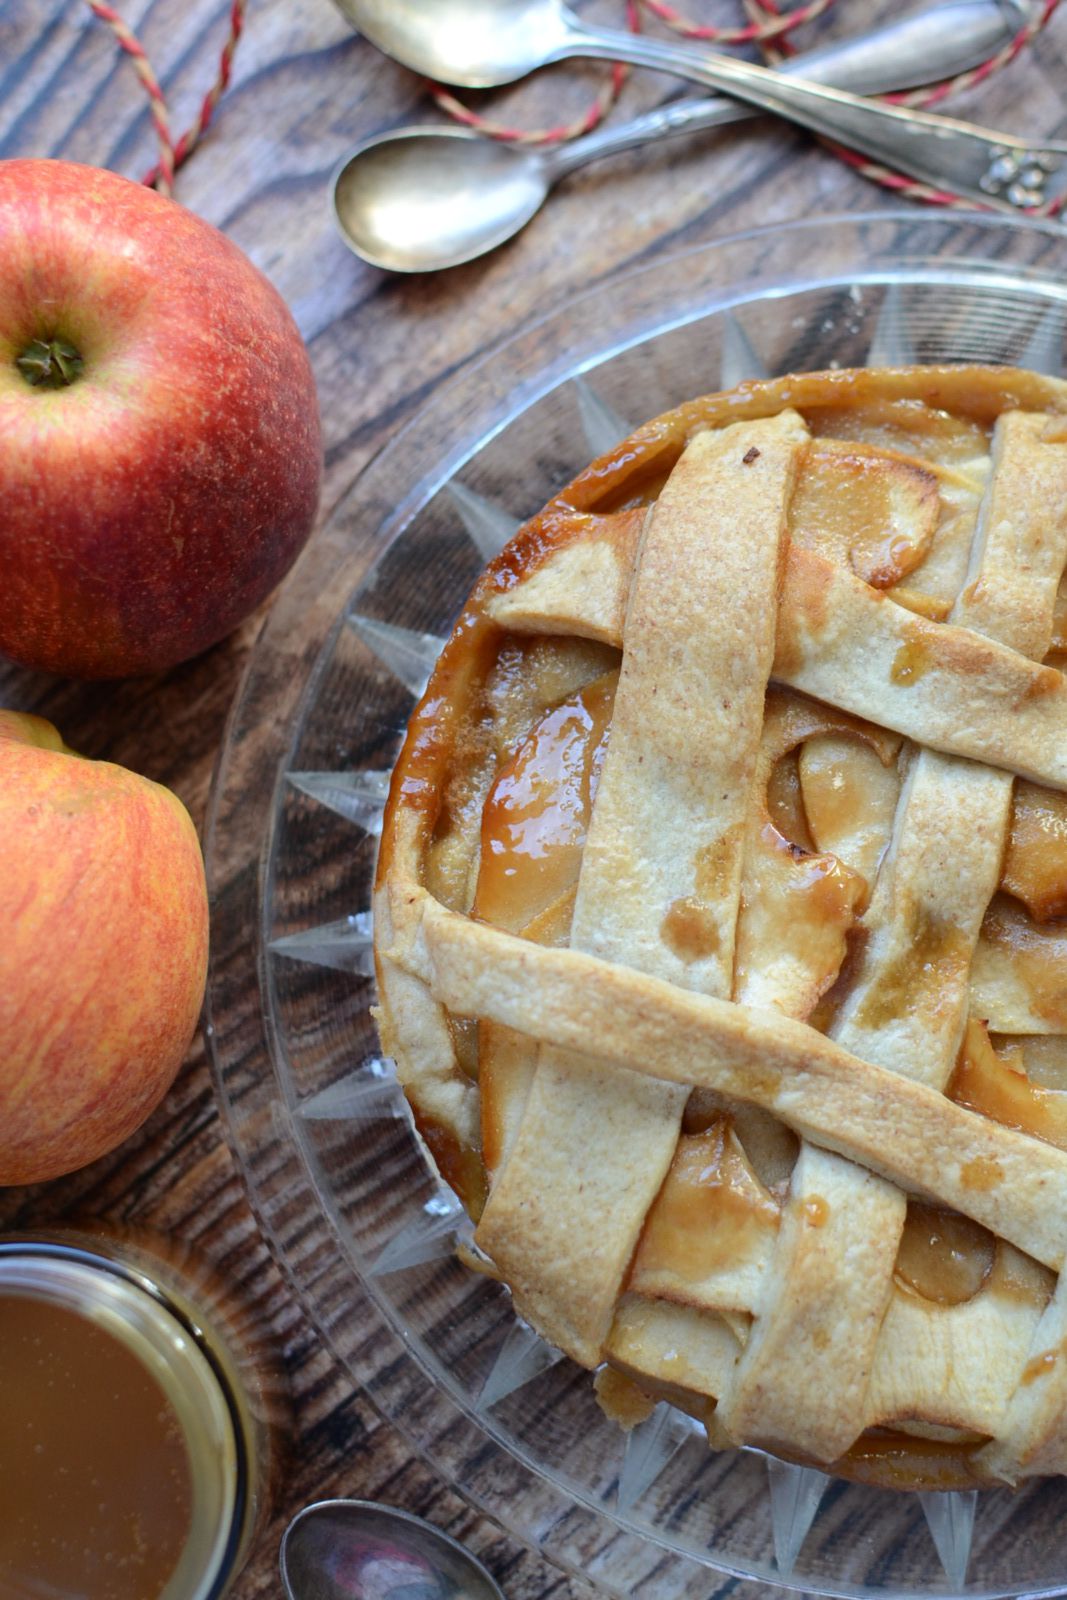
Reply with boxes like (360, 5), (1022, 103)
(486, 462), (1067, 793)
(475, 412), (807, 1364)
(719, 408), (1067, 1471)
(383, 886), (1067, 1278)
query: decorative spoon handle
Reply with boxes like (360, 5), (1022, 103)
(560, 4), (1067, 211)
(546, 0), (1034, 180)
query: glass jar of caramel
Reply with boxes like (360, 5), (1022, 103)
(0, 1228), (284, 1600)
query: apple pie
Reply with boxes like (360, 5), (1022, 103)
(373, 365), (1067, 1490)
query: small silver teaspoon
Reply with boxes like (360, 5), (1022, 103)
(332, 0), (1067, 222)
(280, 1500), (506, 1600)
(331, 0), (1034, 272)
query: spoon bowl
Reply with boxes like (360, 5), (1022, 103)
(280, 1499), (506, 1600)
(333, 129), (546, 273)
(332, 0), (573, 85)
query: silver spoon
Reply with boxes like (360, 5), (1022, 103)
(333, 0), (1067, 217)
(280, 1500), (505, 1600)
(333, 0), (1031, 271)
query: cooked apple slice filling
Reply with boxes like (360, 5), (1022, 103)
(734, 689), (897, 1018)
(1001, 782), (1067, 923)
(950, 1019), (1067, 1152)
(894, 1203), (995, 1306)
(474, 673), (614, 1178)
(971, 896), (1067, 1034)
(627, 1119), (780, 1313)
(789, 439), (939, 587)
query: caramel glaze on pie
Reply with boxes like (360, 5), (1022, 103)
(373, 366), (1067, 1491)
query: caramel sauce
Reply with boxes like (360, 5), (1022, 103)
(629, 1120), (780, 1292)
(890, 637), (934, 686)
(831, 1427), (987, 1492)
(960, 1156), (1004, 1193)
(1021, 1347), (1060, 1387)
(661, 896), (721, 963)
(413, 1108), (488, 1219)
(0, 1292), (193, 1600)
(977, 895), (1067, 1029)
(472, 673), (614, 933)
(377, 597), (502, 879)
(889, 586), (953, 623)
(1001, 781), (1067, 922)
(473, 676), (615, 1191)
(695, 825), (745, 902)
(894, 1202), (995, 1305)
(949, 1018), (1067, 1152)
(854, 908), (969, 1032)
(802, 1196), (830, 1228)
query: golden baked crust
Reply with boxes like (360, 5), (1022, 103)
(373, 365), (1067, 1490)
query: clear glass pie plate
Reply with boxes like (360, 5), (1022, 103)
(205, 211), (1067, 1600)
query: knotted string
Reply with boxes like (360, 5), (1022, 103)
(83, 0), (247, 197)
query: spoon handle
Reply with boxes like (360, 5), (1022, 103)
(547, 0), (1030, 181)
(563, 6), (1067, 211)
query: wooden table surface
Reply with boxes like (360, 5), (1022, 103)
(2, 3), (1066, 1596)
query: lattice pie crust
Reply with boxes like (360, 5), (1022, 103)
(373, 367), (1067, 1490)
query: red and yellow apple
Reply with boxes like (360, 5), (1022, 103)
(0, 159), (322, 679)
(0, 710), (209, 1185)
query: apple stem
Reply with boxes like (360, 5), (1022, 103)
(16, 337), (84, 389)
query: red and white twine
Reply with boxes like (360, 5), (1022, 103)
(83, 0), (247, 198)
(87, 0), (1061, 216)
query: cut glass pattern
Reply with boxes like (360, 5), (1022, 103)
(616, 1403), (691, 1512)
(369, 1191), (466, 1277)
(766, 1458), (830, 1578)
(297, 1056), (404, 1124)
(478, 1319), (565, 1410)
(446, 480), (520, 562)
(573, 375), (632, 456)
(346, 613), (444, 697)
(720, 311), (769, 387)
(866, 283), (914, 368)
(919, 1489), (977, 1590)
(269, 911), (374, 977)
(286, 768), (389, 834)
